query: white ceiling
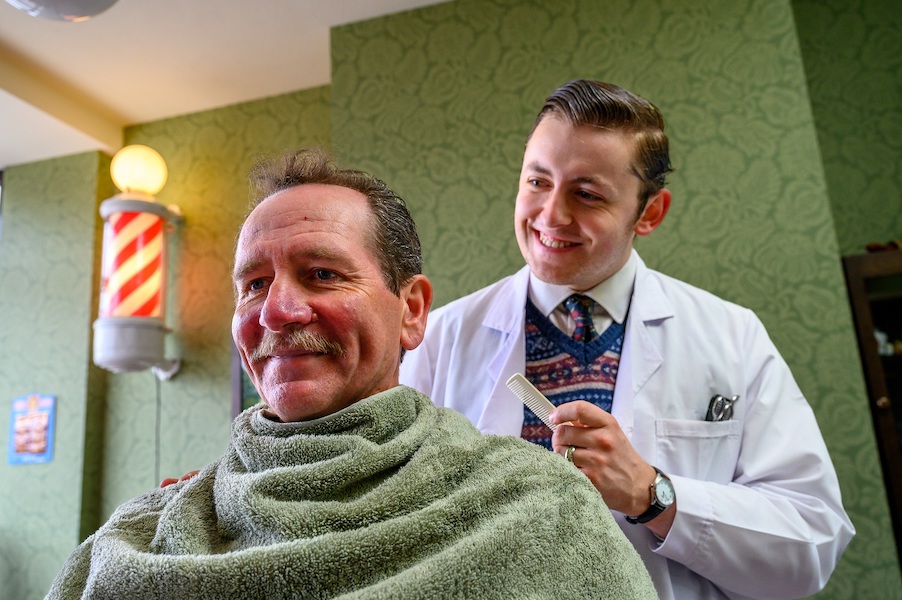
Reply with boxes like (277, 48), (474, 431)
(0, 0), (449, 170)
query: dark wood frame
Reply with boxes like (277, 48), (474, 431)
(231, 342), (261, 418)
(231, 342), (243, 418)
(842, 251), (902, 568)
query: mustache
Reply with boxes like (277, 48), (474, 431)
(248, 329), (344, 363)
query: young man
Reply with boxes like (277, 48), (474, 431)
(400, 80), (855, 599)
(47, 148), (656, 599)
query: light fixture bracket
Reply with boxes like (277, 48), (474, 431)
(151, 359), (181, 381)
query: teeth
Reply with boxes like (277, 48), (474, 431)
(539, 232), (575, 248)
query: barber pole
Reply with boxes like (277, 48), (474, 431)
(93, 198), (179, 373)
(100, 207), (165, 318)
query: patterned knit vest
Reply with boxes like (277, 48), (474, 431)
(521, 298), (624, 450)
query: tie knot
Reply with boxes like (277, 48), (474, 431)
(563, 294), (598, 342)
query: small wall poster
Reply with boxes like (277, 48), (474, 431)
(8, 393), (56, 465)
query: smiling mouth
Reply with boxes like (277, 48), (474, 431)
(269, 349), (321, 359)
(538, 231), (578, 249)
(253, 347), (327, 364)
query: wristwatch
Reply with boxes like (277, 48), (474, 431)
(625, 467), (675, 524)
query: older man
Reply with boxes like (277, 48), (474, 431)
(46, 148), (656, 600)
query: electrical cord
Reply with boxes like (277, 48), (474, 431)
(155, 372), (162, 486)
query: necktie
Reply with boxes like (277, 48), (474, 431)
(563, 294), (599, 342)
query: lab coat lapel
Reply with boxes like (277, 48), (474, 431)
(477, 267), (530, 435)
(613, 254), (673, 439)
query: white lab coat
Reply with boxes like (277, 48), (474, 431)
(400, 251), (854, 599)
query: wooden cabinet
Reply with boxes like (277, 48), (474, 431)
(843, 251), (902, 565)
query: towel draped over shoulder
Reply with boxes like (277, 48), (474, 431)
(47, 386), (655, 599)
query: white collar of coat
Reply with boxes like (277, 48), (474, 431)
(527, 250), (637, 325)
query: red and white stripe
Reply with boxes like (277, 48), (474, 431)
(100, 211), (165, 318)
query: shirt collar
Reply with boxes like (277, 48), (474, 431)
(527, 251), (637, 324)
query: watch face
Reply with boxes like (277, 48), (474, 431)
(655, 477), (675, 506)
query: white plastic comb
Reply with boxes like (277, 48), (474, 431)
(506, 373), (559, 430)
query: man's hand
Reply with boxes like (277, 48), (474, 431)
(550, 401), (675, 536)
(160, 470), (200, 488)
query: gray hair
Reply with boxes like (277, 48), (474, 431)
(247, 147), (422, 295)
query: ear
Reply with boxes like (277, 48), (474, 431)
(634, 188), (671, 237)
(399, 274), (433, 351)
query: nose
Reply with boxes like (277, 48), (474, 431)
(259, 277), (316, 332)
(538, 187), (571, 228)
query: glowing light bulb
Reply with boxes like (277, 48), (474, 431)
(110, 145), (168, 196)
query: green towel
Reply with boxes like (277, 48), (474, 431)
(47, 386), (656, 599)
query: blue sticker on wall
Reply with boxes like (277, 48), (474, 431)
(8, 393), (56, 465)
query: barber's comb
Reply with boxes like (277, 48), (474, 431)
(506, 373), (559, 430)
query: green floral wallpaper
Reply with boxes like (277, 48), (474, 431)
(793, 0), (902, 256)
(0, 152), (111, 600)
(1, 1), (899, 598)
(332, 0), (900, 596)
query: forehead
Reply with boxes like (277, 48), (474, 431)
(525, 116), (638, 174)
(242, 184), (370, 234)
(236, 184), (375, 262)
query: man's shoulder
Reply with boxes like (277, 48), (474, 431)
(632, 264), (773, 352)
(642, 263), (754, 317)
(428, 400), (597, 478)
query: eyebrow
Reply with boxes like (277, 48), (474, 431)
(232, 246), (350, 284)
(525, 160), (642, 187)
(524, 162), (606, 187)
(232, 257), (261, 285)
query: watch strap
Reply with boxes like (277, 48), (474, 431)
(625, 467), (672, 524)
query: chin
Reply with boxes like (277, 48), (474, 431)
(529, 264), (577, 286)
(262, 381), (337, 422)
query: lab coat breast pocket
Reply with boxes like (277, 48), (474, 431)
(654, 419), (742, 483)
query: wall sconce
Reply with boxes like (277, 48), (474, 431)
(92, 145), (182, 379)
(3, 0), (119, 22)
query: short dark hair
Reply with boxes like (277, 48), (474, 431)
(247, 148), (422, 295)
(530, 80), (673, 210)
